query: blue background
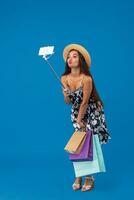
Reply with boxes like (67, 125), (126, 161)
(0, 0), (134, 199)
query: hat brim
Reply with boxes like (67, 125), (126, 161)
(63, 44), (91, 68)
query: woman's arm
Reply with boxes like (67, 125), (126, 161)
(61, 76), (72, 104)
(76, 76), (93, 123)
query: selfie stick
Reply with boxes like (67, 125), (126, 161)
(38, 46), (68, 91)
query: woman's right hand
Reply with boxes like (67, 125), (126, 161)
(62, 87), (72, 104)
(62, 87), (71, 97)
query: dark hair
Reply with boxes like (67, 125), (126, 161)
(61, 49), (104, 107)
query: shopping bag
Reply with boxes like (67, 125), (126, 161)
(69, 129), (93, 161)
(64, 131), (87, 154)
(94, 133), (106, 172)
(73, 134), (106, 177)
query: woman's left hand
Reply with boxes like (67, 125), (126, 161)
(76, 120), (86, 128)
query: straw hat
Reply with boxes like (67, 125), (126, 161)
(63, 43), (91, 68)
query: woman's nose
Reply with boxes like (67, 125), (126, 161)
(68, 58), (72, 63)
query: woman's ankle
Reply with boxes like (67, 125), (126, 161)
(76, 176), (82, 180)
(75, 177), (82, 183)
(86, 175), (93, 179)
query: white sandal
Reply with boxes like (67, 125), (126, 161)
(72, 183), (82, 191)
(72, 178), (82, 191)
(81, 176), (94, 192)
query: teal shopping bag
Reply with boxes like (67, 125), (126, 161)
(94, 134), (106, 172)
(73, 134), (106, 177)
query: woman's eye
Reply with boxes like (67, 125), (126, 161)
(67, 55), (77, 59)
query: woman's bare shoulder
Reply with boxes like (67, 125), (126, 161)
(61, 75), (70, 87)
(60, 74), (68, 83)
(83, 75), (92, 86)
(83, 74), (92, 81)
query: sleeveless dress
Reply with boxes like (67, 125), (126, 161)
(67, 75), (111, 144)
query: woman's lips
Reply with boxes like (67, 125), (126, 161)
(68, 61), (72, 65)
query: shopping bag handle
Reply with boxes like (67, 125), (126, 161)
(76, 124), (87, 132)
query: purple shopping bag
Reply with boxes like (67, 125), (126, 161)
(69, 129), (93, 161)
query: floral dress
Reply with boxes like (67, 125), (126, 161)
(67, 75), (111, 144)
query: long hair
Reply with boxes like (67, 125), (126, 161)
(61, 49), (104, 107)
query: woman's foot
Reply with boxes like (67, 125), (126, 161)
(72, 177), (82, 191)
(81, 176), (94, 192)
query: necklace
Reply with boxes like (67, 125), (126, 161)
(69, 74), (84, 82)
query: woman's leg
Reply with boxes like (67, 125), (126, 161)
(72, 176), (82, 191)
(81, 175), (94, 192)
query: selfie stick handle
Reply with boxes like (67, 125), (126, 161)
(43, 56), (66, 90)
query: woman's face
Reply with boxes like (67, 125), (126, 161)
(66, 50), (80, 68)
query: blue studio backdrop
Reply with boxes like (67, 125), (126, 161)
(0, 0), (134, 199)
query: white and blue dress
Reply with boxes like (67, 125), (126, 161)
(67, 75), (111, 177)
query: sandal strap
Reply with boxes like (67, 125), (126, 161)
(72, 182), (81, 190)
(82, 185), (92, 189)
(82, 184), (94, 191)
(83, 181), (94, 187)
(73, 183), (81, 186)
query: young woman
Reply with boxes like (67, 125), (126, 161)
(61, 44), (111, 192)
